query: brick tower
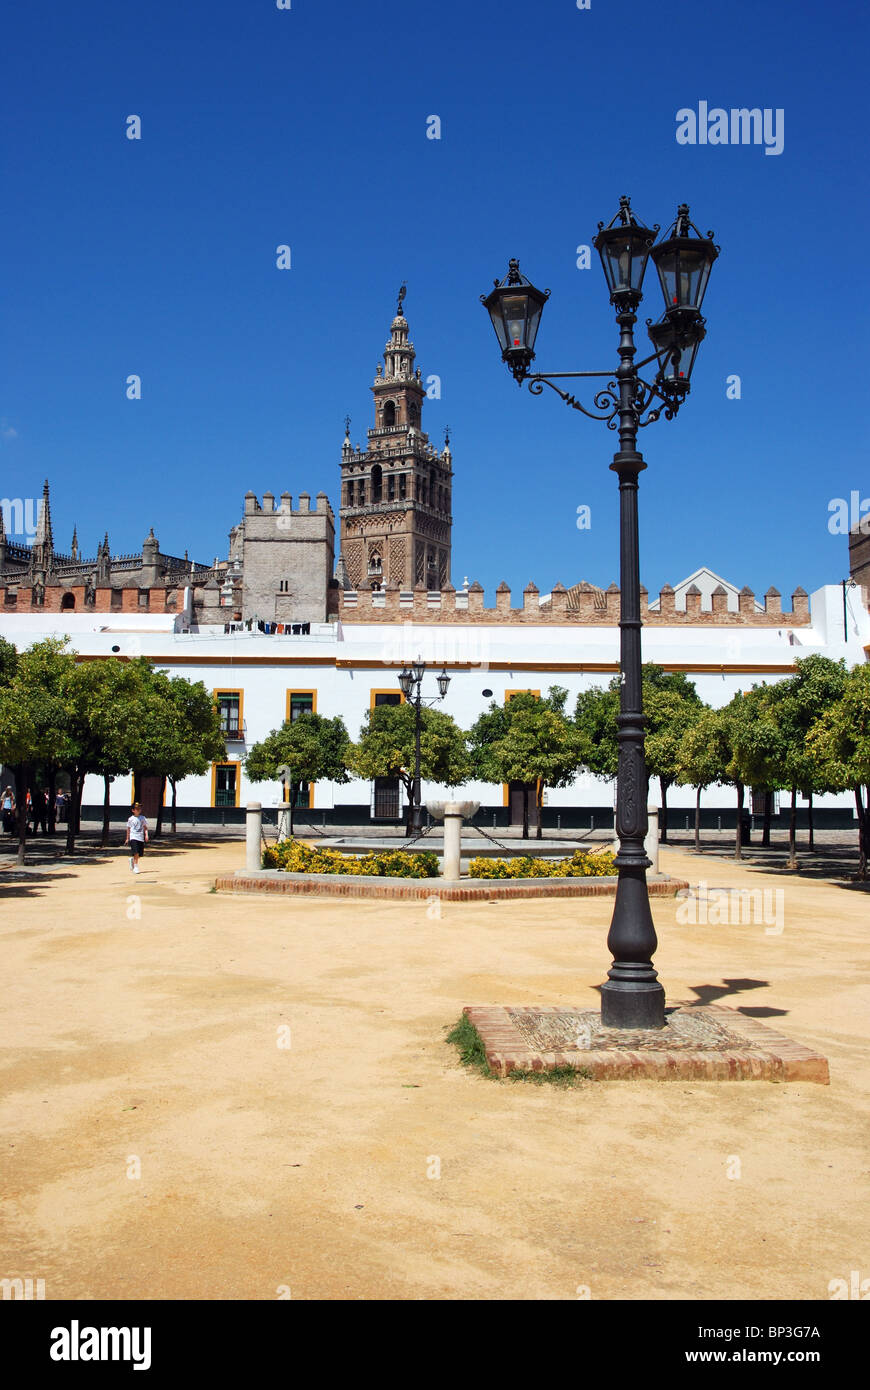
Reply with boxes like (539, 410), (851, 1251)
(338, 288), (452, 591)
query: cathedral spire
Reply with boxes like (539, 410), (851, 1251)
(31, 479), (54, 574)
(71, 525), (78, 560)
(34, 479), (53, 550)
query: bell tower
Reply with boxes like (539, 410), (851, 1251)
(338, 288), (452, 591)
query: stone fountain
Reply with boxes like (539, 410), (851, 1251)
(426, 800), (480, 879)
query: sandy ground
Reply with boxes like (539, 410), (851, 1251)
(1, 838), (868, 1302)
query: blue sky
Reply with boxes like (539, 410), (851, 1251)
(1, 0), (866, 599)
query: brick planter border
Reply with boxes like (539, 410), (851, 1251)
(215, 869), (689, 902)
(464, 1003), (830, 1084)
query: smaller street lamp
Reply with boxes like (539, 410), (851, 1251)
(646, 312), (706, 396)
(397, 658), (452, 834)
(481, 259), (551, 383)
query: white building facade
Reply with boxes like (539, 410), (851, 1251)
(2, 574), (867, 830)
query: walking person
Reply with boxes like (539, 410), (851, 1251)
(125, 802), (149, 874)
(1, 786), (15, 835)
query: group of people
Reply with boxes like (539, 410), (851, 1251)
(1, 786), (72, 835)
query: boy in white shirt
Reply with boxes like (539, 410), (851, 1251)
(125, 803), (149, 873)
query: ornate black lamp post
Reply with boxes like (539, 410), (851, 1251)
(482, 196), (719, 1029)
(398, 658), (451, 834)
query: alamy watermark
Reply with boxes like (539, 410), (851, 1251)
(676, 881), (784, 935)
(1, 497), (41, 539)
(676, 103), (784, 156)
(828, 491), (870, 535)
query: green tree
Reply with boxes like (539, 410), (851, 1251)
(468, 688), (582, 839)
(807, 662), (870, 879)
(61, 657), (153, 852)
(130, 666), (225, 836)
(574, 666), (703, 841)
(674, 704), (729, 852)
(350, 702), (470, 833)
(162, 675), (227, 833)
(0, 638), (77, 863)
(731, 659), (847, 869)
(246, 711), (351, 835)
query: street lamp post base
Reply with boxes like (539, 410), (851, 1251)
(600, 978), (666, 1030)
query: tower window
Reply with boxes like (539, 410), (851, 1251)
(371, 464), (382, 503)
(387, 473), (395, 501)
(383, 401), (396, 427)
(399, 474), (407, 500)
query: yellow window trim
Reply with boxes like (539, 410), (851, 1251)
(369, 688), (406, 709)
(211, 761), (241, 808)
(285, 689), (318, 722)
(213, 686), (245, 739)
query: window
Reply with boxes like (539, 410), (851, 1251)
(61, 592), (76, 610)
(138, 589), (150, 609)
(399, 474), (407, 500)
(373, 776), (400, 820)
(371, 690), (403, 708)
(111, 588), (123, 610)
(387, 473), (395, 501)
(383, 401), (396, 427)
(212, 763), (239, 807)
(286, 690), (316, 722)
(215, 690), (244, 738)
(4, 589), (17, 608)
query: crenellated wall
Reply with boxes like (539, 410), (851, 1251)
(338, 580), (812, 626)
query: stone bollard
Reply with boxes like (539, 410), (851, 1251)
(645, 806), (659, 873)
(442, 804), (464, 880)
(246, 802), (262, 871)
(277, 802), (292, 841)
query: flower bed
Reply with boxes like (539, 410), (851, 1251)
(465, 849), (617, 879)
(262, 838), (439, 879)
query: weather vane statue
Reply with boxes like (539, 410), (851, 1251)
(397, 282), (407, 315)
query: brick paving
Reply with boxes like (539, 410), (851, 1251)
(465, 1003), (830, 1083)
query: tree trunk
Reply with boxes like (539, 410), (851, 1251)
(65, 771), (81, 855)
(735, 782), (744, 861)
(290, 783), (299, 837)
(133, 772), (141, 805)
(101, 774), (112, 847)
(171, 779), (178, 834)
(522, 785), (529, 840)
(762, 793), (771, 847)
(659, 777), (669, 843)
(856, 787), (868, 881)
(788, 785), (797, 869)
(154, 777), (166, 838)
(536, 780), (544, 840)
(694, 786), (701, 853)
(807, 791), (814, 850)
(14, 763), (28, 866)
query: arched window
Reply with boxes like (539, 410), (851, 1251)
(383, 401), (396, 427)
(408, 401), (419, 425)
(60, 592), (76, 610)
(371, 464), (382, 503)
